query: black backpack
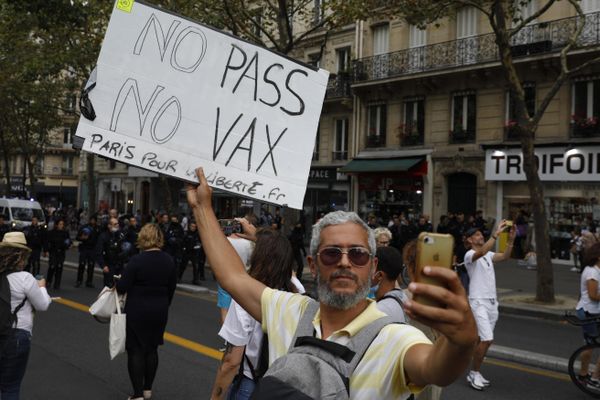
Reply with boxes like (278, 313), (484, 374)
(0, 272), (27, 337)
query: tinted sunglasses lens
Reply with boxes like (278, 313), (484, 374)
(349, 248), (370, 265)
(320, 248), (342, 265)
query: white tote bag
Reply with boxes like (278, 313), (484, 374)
(89, 286), (117, 323)
(109, 291), (126, 360)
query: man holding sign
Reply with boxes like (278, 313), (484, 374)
(186, 167), (478, 399)
(76, 1), (328, 210)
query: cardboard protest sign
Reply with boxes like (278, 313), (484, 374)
(75, 0), (329, 209)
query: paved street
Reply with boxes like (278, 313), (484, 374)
(16, 249), (590, 399)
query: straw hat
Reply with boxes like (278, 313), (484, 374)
(0, 232), (31, 252)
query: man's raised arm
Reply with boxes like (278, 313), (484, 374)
(186, 167), (265, 322)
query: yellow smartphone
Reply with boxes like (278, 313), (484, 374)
(414, 232), (455, 307)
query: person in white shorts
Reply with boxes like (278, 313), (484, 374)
(463, 221), (515, 391)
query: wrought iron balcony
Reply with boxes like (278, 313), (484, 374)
(366, 134), (386, 148)
(326, 73), (352, 99)
(449, 128), (476, 144)
(332, 151), (348, 161)
(571, 122), (600, 138)
(354, 12), (600, 83)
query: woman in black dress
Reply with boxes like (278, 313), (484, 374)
(116, 223), (177, 400)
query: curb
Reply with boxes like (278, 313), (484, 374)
(488, 344), (568, 374)
(498, 303), (568, 321)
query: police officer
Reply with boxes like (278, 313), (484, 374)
(180, 221), (205, 284)
(163, 214), (184, 267)
(75, 215), (100, 288)
(124, 216), (140, 256)
(44, 219), (71, 289)
(96, 217), (127, 287)
(24, 216), (46, 275)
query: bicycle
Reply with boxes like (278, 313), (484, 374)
(565, 311), (600, 398)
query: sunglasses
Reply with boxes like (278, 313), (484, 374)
(317, 247), (372, 267)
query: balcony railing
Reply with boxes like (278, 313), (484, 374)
(332, 151), (348, 161)
(354, 12), (600, 82)
(401, 133), (424, 146)
(571, 123), (600, 138)
(326, 73), (352, 99)
(449, 128), (476, 144)
(366, 134), (386, 148)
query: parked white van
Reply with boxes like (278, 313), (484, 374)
(0, 198), (46, 230)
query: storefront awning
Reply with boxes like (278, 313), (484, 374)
(339, 157), (424, 173)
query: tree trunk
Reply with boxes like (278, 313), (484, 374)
(86, 153), (96, 212)
(521, 129), (555, 302)
(160, 176), (173, 213)
(0, 128), (11, 197)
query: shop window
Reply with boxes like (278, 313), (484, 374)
(450, 91), (476, 143)
(505, 83), (536, 140)
(401, 97), (424, 146)
(547, 197), (598, 260)
(367, 103), (387, 147)
(571, 78), (600, 137)
(312, 124), (320, 161)
(333, 118), (348, 161)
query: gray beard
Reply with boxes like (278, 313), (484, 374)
(316, 268), (371, 310)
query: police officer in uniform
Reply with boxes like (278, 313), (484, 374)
(76, 215), (100, 288)
(180, 221), (205, 284)
(163, 214), (184, 267)
(124, 216), (140, 256)
(44, 219), (71, 289)
(24, 216), (46, 275)
(96, 217), (128, 287)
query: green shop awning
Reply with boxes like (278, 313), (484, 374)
(339, 157), (424, 173)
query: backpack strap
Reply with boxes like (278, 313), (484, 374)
(379, 288), (406, 309)
(11, 297), (27, 329)
(346, 315), (402, 376)
(288, 299), (319, 351)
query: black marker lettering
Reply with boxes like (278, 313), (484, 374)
(213, 108), (244, 160)
(260, 63), (283, 107)
(256, 126), (287, 175)
(280, 69), (307, 116)
(150, 96), (181, 144)
(170, 26), (207, 73)
(110, 78), (165, 135)
(232, 51), (258, 100)
(248, 182), (263, 195)
(225, 117), (256, 171)
(99, 141), (110, 152)
(90, 134), (103, 148)
(125, 146), (135, 159)
(221, 44), (247, 88)
(133, 14), (181, 62)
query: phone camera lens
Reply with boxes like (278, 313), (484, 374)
(424, 236), (431, 244)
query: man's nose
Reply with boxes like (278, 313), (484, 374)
(338, 251), (352, 268)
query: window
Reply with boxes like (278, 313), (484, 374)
(62, 156), (74, 175)
(505, 83), (536, 139)
(333, 119), (349, 160)
(34, 158), (43, 175)
(367, 104), (387, 147)
(402, 98), (425, 146)
(513, 0), (537, 23)
(109, 159), (116, 169)
(582, 0), (600, 13)
(571, 78), (600, 137)
(372, 24), (389, 79)
(313, 0), (324, 25)
(336, 47), (351, 73)
(252, 8), (262, 38)
(409, 25), (427, 71)
(312, 124), (320, 161)
(307, 53), (321, 68)
(457, 7), (478, 38)
(63, 127), (73, 145)
(65, 94), (77, 111)
(450, 91), (476, 142)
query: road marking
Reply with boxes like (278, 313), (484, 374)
(485, 358), (571, 381)
(54, 297), (223, 361)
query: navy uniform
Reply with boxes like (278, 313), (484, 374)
(96, 228), (128, 287)
(180, 227), (205, 284)
(24, 221), (46, 275)
(76, 220), (100, 287)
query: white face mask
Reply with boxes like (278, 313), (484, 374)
(110, 226), (119, 233)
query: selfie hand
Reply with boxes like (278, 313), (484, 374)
(235, 218), (257, 241)
(185, 167), (213, 210)
(404, 266), (477, 348)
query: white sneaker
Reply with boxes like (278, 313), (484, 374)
(467, 371), (484, 391)
(570, 267), (579, 272)
(475, 371), (490, 387)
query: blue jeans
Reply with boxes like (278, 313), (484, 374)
(0, 329), (31, 400)
(227, 376), (256, 400)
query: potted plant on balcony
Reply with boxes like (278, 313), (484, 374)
(571, 114), (599, 137)
(398, 122), (422, 146)
(449, 127), (472, 143)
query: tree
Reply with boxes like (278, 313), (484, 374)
(336, 0), (599, 302)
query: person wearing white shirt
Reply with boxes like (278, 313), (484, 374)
(463, 222), (515, 391)
(211, 228), (301, 400)
(0, 232), (52, 399)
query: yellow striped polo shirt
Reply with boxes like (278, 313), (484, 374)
(261, 287), (432, 399)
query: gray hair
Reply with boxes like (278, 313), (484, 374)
(373, 227), (392, 241)
(310, 211), (376, 257)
